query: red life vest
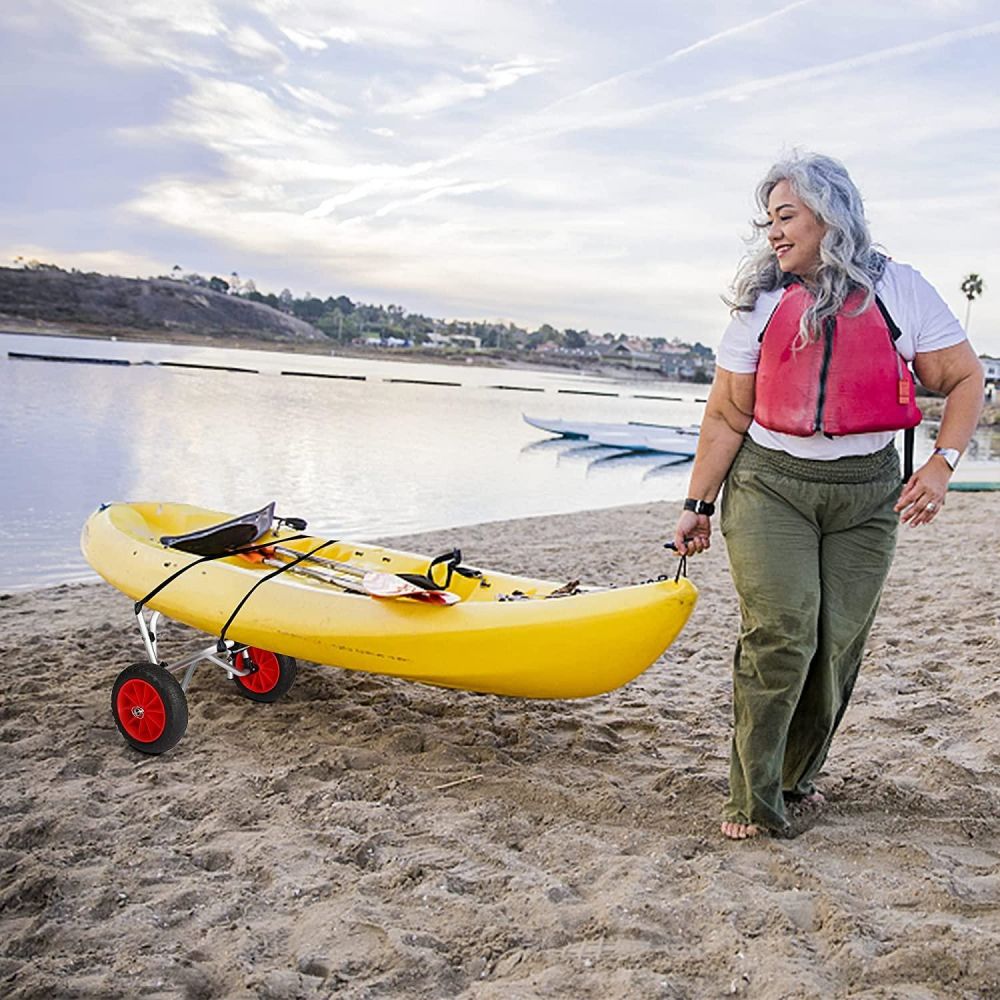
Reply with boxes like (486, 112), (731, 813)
(753, 284), (922, 437)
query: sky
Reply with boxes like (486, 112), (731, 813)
(2, 0), (999, 356)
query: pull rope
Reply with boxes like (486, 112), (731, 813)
(662, 541), (689, 583)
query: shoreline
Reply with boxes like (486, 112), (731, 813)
(0, 318), (691, 384)
(3, 495), (999, 997)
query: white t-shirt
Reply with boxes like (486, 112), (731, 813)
(716, 260), (968, 459)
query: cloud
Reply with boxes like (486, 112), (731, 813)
(226, 24), (288, 71)
(131, 77), (342, 158)
(500, 18), (1000, 146)
(376, 57), (552, 116)
(366, 180), (510, 221)
(542, 0), (818, 113)
(251, 0), (567, 56)
(279, 25), (328, 52)
(52, 0), (228, 71)
(280, 84), (352, 118)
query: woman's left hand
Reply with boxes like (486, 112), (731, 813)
(894, 460), (950, 526)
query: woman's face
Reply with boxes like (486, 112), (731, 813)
(765, 179), (826, 279)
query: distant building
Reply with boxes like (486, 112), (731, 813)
(426, 332), (482, 350)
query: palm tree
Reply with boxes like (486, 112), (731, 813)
(960, 273), (984, 331)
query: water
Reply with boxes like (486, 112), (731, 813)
(2, 332), (712, 590)
(4, 332), (996, 592)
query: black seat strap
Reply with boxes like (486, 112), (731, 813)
(134, 535), (308, 614)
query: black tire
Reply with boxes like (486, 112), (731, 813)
(231, 647), (298, 703)
(111, 662), (189, 755)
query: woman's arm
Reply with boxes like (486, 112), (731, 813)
(672, 367), (756, 554)
(895, 341), (984, 526)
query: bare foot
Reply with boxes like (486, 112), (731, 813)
(720, 821), (762, 840)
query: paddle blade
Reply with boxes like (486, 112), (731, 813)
(362, 571), (460, 604)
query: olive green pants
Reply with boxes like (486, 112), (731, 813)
(719, 438), (901, 832)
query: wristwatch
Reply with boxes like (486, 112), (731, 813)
(683, 498), (716, 516)
(932, 447), (961, 471)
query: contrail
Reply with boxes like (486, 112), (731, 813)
(572, 18), (1000, 134)
(542, 0), (818, 112)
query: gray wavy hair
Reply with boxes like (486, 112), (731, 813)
(726, 152), (886, 345)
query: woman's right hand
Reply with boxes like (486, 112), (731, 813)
(673, 510), (712, 555)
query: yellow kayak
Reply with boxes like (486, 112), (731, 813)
(82, 501), (697, 700)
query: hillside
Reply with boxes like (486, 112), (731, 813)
(0, 267), (325, 343)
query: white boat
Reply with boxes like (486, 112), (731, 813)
(587, 427), (698, 456)
(524, 415), (700, 456)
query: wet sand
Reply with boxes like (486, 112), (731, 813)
(2, 495), (998, 999)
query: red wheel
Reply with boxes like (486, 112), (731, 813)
(232, 647), (297, 703)
(111, 662), (188, 755)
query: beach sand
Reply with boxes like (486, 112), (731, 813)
(2, 495), (998, 999)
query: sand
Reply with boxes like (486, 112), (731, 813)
(1, 495), (998, 999)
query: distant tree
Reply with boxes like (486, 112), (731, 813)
(171, 264), (182, 279)
(208, 276), (230, 294)
(564, 328), (586, 349)
(960, 273), (984, 331)
(527, 324), (563, 349)
(241, 278), (258, 297)
(278, 288), (294, 312)
(293, 296), (326, 322)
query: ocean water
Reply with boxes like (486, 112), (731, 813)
(2, 332), (711, 590)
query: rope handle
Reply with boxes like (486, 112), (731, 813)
(663, 541), (689, 583)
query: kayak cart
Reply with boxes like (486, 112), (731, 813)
(111, 606), (298, 754)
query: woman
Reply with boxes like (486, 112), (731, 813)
(673, 152), (984, 840)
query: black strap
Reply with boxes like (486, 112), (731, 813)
(903, 427), (914, 482)
(673, 552), (687, 583)
(397, 548), (482, 591)
(216, 539), (337, 649)
(874, 296), (903, 342)
(134, 535), (309, 614)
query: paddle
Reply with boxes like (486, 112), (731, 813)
(241, 548), (460, 605)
